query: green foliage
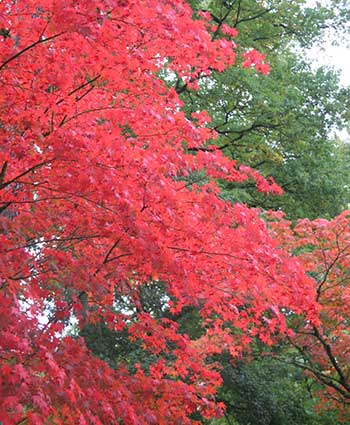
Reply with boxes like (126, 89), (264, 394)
(81, 322), (160, 373)
(194, 0), (349, 48)
(170, 306), (205, 339)
(181, 0), (350, 220)
(209, 356), (342, 425)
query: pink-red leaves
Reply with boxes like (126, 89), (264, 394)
(242, 49), (270, 74)
(0, 1), (311, 423)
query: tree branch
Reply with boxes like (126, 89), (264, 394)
(0, 32), (65, 72)
(0, 159), (55, 190)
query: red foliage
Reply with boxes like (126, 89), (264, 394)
(268, 211), (350, 416)
(0, 1), (316, 423)
(242, 49), (270, 75)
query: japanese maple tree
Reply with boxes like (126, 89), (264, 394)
(268, 211), (350, 418)
(0, 1), (317, 423)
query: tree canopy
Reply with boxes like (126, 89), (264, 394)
(1, 0), (350, 424)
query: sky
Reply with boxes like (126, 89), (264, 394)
(304, 0), (350, 140)
(308, 41), (350, 140)
(329, 45), (350, 87)
(308, 43), (350, 87)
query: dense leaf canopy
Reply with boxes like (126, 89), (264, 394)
(0, 1), (320, 423)
(1, 1), (350, 424)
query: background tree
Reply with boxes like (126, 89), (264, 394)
(267, 211), (350, 421)
(179, 0), (350, 219)
(210, 356), (340, 425)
